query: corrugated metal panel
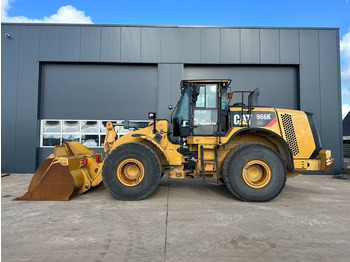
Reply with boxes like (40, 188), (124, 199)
(181, 28), (200, 63)
(157, 64), (183, 119)
(260, 29), (280, 64)
(161, 28), (181, 63)
(221, 29), (240, 63)
(1, 25), (20, 172)
(16, 26), (40, 172)
(39, 26), (60, 61)
(319, 30), (342, 170)
(81, 27), (100, 62)
(141, 28), (161, 62)
(280, 29), (299, 64)
(60, 26), (80, 61)
(299, 30), (321, 128)
(101, 27), (121, 62)
(200, 28), (220, 63)
(241, 29), (260, 63)
(121, 27), (141, 62)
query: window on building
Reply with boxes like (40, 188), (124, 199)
(40, 120), (144, 148)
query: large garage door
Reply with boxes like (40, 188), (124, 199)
(40, 63), (158, 120)
(184, 66), (298, 109)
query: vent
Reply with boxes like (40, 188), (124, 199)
(280, 113), (299, 156)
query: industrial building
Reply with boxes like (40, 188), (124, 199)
(1, 23), (342, 174)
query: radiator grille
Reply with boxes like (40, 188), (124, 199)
(281, 113), (299, 156)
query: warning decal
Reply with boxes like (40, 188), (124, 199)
(266, 117), (277, 127)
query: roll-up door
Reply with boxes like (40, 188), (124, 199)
(40, 63), (158, 120)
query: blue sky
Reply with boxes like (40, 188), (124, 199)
(2, 0), (350, 117)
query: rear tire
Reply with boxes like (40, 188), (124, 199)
(102, 143), (161, 200)
(223, 143), (286, 202)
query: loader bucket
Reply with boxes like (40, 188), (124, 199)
(15, 142), (103, 201)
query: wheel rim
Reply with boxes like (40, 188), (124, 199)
(242, 160), (271, 188)
(116, 158), (145, 187)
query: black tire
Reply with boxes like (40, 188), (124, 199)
(223, 143), (286, 202)
(219, 178), (226, 185)
(102, 143), (161, 200)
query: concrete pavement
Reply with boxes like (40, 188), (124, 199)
(2, 174), (350, 261)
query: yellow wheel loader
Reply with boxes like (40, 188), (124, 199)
(16, 79), (334, 202)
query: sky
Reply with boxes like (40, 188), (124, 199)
(1, 0), (350, 118)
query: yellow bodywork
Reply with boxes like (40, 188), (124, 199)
(100, 107), (333, 181)
(101, 121), (185, 179)
(17, 105), (333, 201)
(111, 121), (183, 166)
(177, 107), (332, 179)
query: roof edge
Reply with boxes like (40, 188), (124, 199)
(0, 22), (340, 31)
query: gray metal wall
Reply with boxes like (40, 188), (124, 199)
(184, 66), (299, 109)
(1, 24), (342, 174)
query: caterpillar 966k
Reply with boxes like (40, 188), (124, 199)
(16, 79), (334, 202)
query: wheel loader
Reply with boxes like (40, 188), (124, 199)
(16, 79), (334, 202)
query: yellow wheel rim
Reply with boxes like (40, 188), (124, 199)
(116, 158), (145, 187)
(242, 160), (271, 189)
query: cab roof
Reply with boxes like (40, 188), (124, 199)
(181, 79), (231, 85)
(180, 79), (231, 89)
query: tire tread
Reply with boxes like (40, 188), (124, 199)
(223, 143), (286, 202)
(102, 142), (161, 201)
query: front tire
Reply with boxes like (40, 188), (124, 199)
(102, 143), (161, 200)
(223, 143), (286, 202)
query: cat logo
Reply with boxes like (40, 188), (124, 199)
(233, 114), (251, 126)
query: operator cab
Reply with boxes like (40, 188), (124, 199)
(172, 79), (231, 137)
